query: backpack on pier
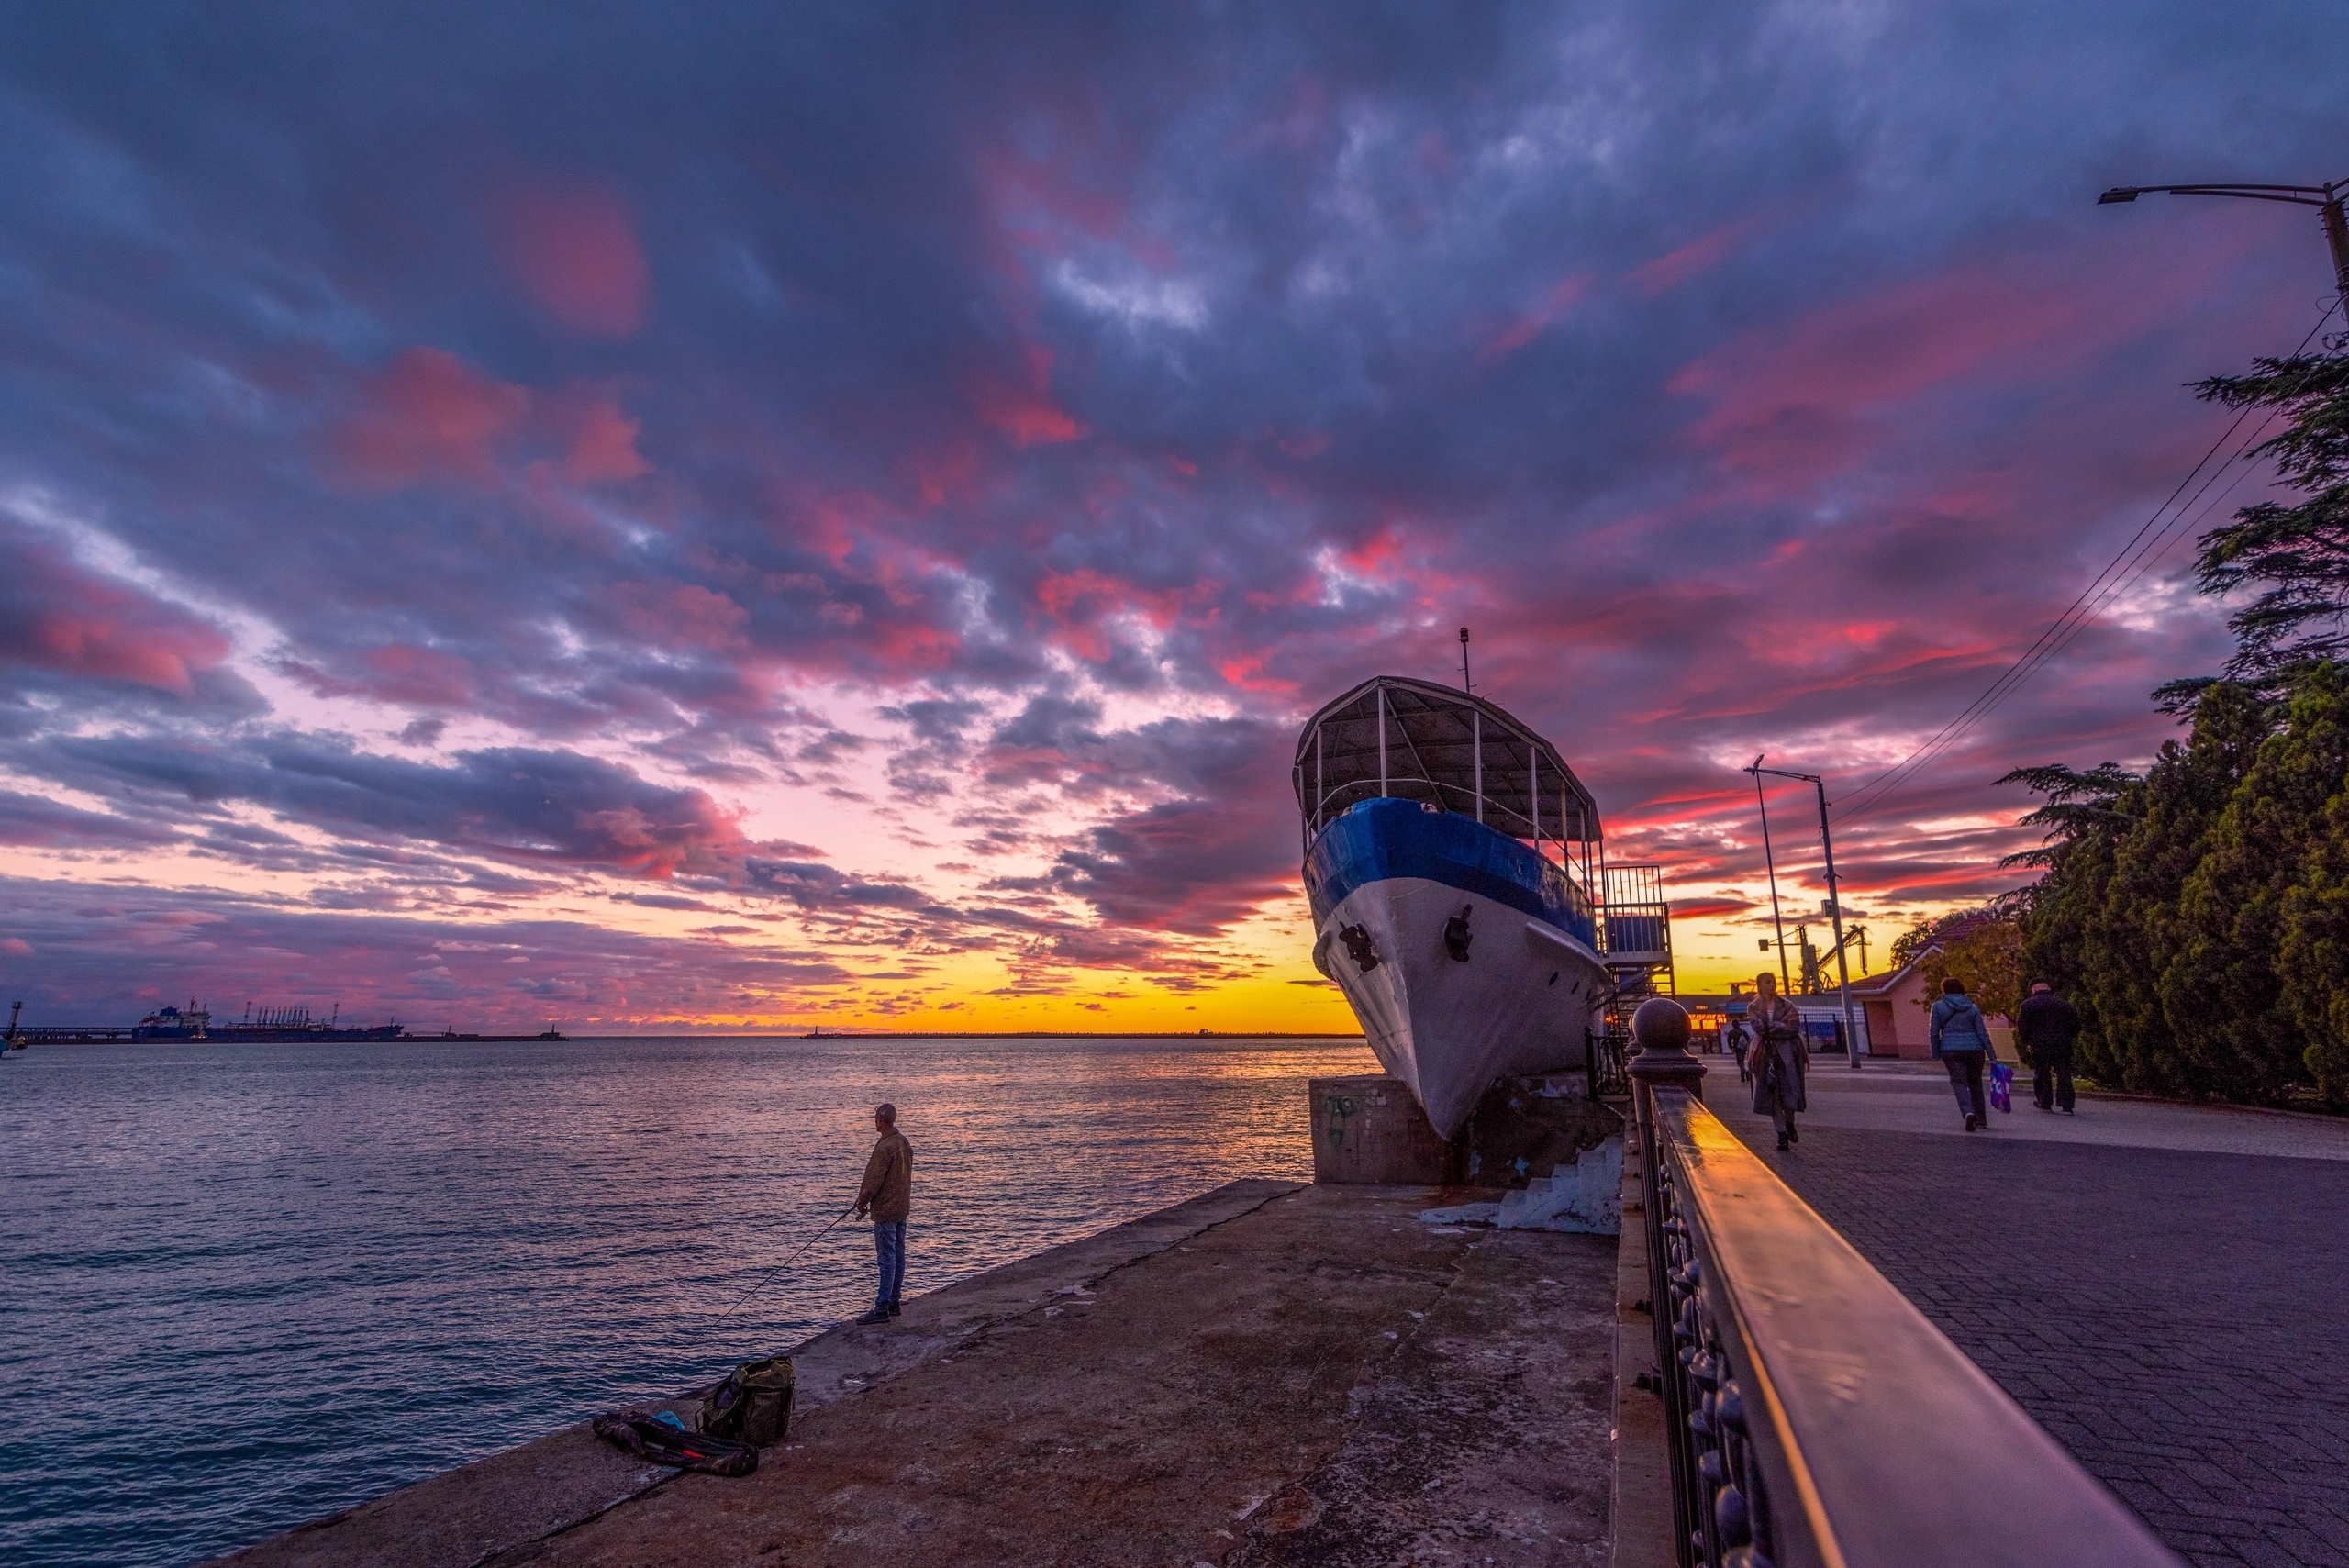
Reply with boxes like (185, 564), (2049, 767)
(697, 1355), (796, 1447)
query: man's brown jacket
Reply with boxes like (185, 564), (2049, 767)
(858, 1129), (912, 1223)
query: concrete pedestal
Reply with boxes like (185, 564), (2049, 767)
(1310, 1073), (1623, 1188)
(1309, 1074), (1457, 1184)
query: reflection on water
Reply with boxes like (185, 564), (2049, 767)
(0, 1033), (1375, 1567)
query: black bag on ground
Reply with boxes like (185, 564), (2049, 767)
(591, 1411), (757, 1477)
(698, 1355), (795, 1447)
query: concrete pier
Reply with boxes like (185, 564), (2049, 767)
(219, 1180), (1618, 1567)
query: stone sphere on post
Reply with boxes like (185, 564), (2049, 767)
(1626, 995), (1706, 1099)
(1631, 995), (1692, 1055)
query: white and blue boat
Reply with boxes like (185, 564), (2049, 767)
(1295, 676), (1666, 1139)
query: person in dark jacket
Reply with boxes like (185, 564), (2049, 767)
(852, 1103), (912, 1325)
(2015, 980), (2081, 1114)
(1929, 977), (1998, 1130)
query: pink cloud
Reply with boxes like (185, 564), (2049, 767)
(335, 352), (651, 495)
(971, 344), (1086, 446)
(284, 643), (475, 706)
(334, 347), (530, 489)
(1662, 237), (2258, 500)
(497, 183), (652, 339)
(974, 375), (1086, 446)
(1630, 213), (1772, 295)
(0, 533), (228, 695)
(607, 580), (748, 651)
(547, 392), (653, 484)
(1478, 272), (1593, 364)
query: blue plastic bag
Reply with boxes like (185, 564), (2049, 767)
(1988, 1061), (2014, 1113)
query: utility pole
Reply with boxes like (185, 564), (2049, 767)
(1749, 761), (1862, 1070)
(2099, 178), (2349, 315)
(1749, 756), (1792, 995)
(1458, 626), (1473, 694)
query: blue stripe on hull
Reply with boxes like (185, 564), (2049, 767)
(1304, 798), (1595, 948)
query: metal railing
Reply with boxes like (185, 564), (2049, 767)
(1625, 999), (2183, 1568)
(1585, 1022), (1630, 1100)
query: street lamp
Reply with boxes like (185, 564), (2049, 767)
(2097, 179), (2349, 311)
(1749, 755), (1791, 995)
(1745, 762), (1861, 1071)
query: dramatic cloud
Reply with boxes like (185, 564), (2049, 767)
(0, 3), (2341, 1026)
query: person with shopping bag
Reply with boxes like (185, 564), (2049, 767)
(1929, 977), (1999, 1131)
(1746, 972), (1808, 1151)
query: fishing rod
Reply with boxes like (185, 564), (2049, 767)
(710, 1203), (858, 1328)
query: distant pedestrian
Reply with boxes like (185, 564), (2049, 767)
(2015, 980), (2081, 1115)
(1930, 978), (1997, 1131)
(1746, 973), (1808, 1151)
(852, 1103), (912, 1326)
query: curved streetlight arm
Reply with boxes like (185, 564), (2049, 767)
(2099, 183), (2335, 206)
(2099, 178), (2349, 307)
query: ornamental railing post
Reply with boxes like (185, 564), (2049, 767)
(1627, 997), (1707, 1565)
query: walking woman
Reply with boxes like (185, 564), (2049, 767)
(1746, 972), (1808, 1151)
(1930, 977), (1997, 1130)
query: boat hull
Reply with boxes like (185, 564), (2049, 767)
(1306, 799), (1612, 1139)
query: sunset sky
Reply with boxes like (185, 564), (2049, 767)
(4, 4), (2345, 1032)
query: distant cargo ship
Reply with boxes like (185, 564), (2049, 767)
(9, 1001), (565, 1045)
(133, 1004), (406, 1042)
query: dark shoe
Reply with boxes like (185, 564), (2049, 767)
(1964, 1114), (1977, 1131)
(1776, 1132), (1790, 1151)
(1787, 1127), (1798, 1146)
(854, 1307), (891, 1326)
(887, 1303), (902, 1318)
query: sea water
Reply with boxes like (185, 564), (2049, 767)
(0, 1033), (1375, 1567)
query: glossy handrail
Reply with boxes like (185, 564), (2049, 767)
(1644, 1086), (2183, 1568)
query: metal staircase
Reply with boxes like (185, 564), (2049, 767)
(1588, 862), (1675, 1097)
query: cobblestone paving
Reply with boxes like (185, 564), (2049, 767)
(1712, 1088), (2349, 1567)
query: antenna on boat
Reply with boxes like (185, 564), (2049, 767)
(1458, 626), (1473, 694)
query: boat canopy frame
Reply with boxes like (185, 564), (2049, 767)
(1291, 675), (1602, 852)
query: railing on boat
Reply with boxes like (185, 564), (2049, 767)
(1599, 862), (1672, 963)
(1623, 1001), (2183, 1568)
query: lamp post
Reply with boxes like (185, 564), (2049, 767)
(2098, 179), (2349, 312)
(1746, 762), (1861, 1070)
(1750, 755), (1792, 995)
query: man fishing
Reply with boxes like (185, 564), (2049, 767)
(852, 1102), (912, 1325)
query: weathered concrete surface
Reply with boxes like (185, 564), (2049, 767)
(221, 1179), (1617, 1568)
(217, 1180), (1294, 1568)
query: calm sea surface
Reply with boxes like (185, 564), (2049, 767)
(0, 1033), (1375, 1567)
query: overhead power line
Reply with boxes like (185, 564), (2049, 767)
(1831, 295), (2342, 826)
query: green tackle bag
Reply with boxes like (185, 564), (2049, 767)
(698, 1355), (795, 1447)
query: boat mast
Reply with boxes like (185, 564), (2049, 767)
(1472, 710), (1483, 823)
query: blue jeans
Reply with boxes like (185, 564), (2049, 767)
(873, 1219), (906, 1309)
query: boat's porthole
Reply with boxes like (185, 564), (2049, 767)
(1547, 972), (1559, 986)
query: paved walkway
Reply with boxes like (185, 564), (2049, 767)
(1709, 1062), (2349, 1568)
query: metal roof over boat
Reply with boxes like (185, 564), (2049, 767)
(1292, 675), (1600, 844)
